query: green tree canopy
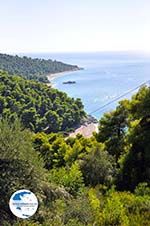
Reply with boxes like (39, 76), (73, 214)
(0, 53), (80, 83)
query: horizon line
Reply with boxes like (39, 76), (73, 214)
(1, 49), (150, 55)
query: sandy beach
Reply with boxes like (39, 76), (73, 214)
(69, 123), (99, 138)
(47, 70), (79, 83)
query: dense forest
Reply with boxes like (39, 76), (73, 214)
(0, 70), (85, 133)
(0, 66), (150, 225)
(0, 53), (80, 82)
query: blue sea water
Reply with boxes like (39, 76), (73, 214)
(22, 52), (150, 119)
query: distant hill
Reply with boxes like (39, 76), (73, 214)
(0, 53), (80, 83)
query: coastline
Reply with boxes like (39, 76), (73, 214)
(47, 69), (81, 83)
(47, 69), (98, 138)
(47, 69), (99, 137)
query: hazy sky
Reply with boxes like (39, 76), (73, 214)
(0, 0), (150, 53)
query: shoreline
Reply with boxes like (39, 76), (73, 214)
(47, 69), (81, 83)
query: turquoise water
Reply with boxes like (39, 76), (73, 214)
(22, 52), (150, 119)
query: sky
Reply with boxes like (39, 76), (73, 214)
(0, 0), (150, 53)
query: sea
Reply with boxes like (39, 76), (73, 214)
(20, 52), (150, 119)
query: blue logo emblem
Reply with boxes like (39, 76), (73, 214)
(9, 189), (38, 219)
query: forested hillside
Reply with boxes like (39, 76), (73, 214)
(0, 70), (85, 132)
(0, 81), (150, 225)
(0, 53), (80, 82)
